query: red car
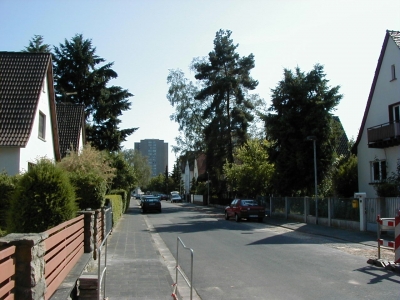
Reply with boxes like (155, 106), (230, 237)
(225, 199), (265, 222)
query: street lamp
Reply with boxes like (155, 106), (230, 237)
(207, 171), (209, 206)
(307, 136), (318, 225)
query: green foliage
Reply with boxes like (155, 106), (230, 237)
(22, 35), (51, 53)
(332, 154), (358, 197)
(122, 149), (151, 189)
(264, 64), (342, 196)
(167, 68), (206, 154)
(109, 189), (129, 213)
(223, 139), (274, 197)
(373, 162), (400, 197)
(105, 194), (123, 225)
(146, 174), (166, 194)
(0, 173), (19, 233)
(108, 152), (136, 193)
(58, 144), (115, 210)
(7, 159), (77, 233)
(53, 34), (137, 151)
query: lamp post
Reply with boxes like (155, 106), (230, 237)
(307, 136), (318, 225)
(207, 171), (209, 206)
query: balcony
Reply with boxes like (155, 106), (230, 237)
(367, 121), (400, 148)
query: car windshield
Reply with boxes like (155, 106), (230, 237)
(241, 200), (258, 206)
(172, 195), (180, 198)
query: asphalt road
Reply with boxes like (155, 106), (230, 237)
(144, 201), (400, 300)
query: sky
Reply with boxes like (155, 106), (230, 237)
(1, 0), (399, 169)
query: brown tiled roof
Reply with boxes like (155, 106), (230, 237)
(56, 102), (85, 158)
(0, 52), (52, 147)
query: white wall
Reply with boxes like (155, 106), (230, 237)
(357, 37), (400, 197)
(20, 74), (56, 173)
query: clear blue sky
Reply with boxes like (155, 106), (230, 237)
(1, 0), (399, 169)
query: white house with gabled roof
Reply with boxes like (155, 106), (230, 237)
(353, 30), (400, 197)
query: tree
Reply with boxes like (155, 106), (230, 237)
(53, 34), (137, 151)
(264, 64), (342, 196)
(22, 35), (51, 53)
(193, 29), (259, 196)
(223, 139), (274, 198)
(122, 149), (151, 189)
(333, 154), (358, 197)
(108, 151), (136, 193)
(167, 68), (208, 154)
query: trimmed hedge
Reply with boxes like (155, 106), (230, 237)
(105, 194), (123, 225)
(0, 173), (18, 234)
(109, 189), (129, 213)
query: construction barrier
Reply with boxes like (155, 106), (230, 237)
(376, 211), (400, 264)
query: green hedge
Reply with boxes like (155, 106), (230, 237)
(109, 189), (129, 213)
(105, 194), (123, 225)
(69, 172), (107, 210)
(0, 173), (18, 234)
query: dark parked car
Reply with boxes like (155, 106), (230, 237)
(225, 199), (265, 222)
(141, 197), (162, 213)
(159, 194), (169, 200)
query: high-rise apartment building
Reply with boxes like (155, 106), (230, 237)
(134, 139), (168, 177)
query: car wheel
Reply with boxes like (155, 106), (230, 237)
(225, 211), (229, 220)
(258, 217), (264, 223)
(159, 209), (162, 213)
(141, 209), (145, 214)
(235, 214), (241, 222)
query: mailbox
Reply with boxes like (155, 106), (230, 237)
(352, 199), (359, 208)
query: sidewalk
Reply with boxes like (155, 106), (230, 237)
(104, 199), (174, 300)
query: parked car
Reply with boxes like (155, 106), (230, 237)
(170, 194), (182, 203)
(141, 196), (162, 213)
(225, 199), (265, 222)
(159, 194), (169, 200)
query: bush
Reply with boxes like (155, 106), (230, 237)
(0, 173), (19, 232)
(105, 194), (123, 225)
(58, 144), (115, 210)
(109, 189), (129, 213)
(69, 172), (107, 210)
(7, 159), (77, 233)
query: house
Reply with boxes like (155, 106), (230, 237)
(353, 30), (400, 197)
(0, 52), (60, 175)
(56, 102), (85, 158)
(180, 152), (206, 195)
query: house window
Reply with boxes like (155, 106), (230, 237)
(39, 111), (46, 140)
(371, 160), (386, 182)
(391, 64), (396, 81)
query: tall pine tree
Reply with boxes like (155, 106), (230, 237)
(193, 29), (258, 195)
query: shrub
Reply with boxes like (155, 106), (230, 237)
(109, 189), (129, 213)
(58, 144), (116, 210)
(7, 158), (77, 233)
(0, 173), (19, 232)
(105, 194), (123, 225)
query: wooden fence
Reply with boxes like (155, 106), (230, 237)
(44, 215), (84, 299)
(0, 245), (16, 300)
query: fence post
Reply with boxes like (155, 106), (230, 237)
(270, 197), (273, 217)
(328, 198), (332, 227)
(304, 197), (307, 223)
(285, 197), (288, 219)
(80, 211), (95, 253)
(0, 233), (47, 299)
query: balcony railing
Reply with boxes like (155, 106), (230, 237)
(367, 121), (400, 148)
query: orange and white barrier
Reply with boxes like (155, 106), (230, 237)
(376, 211), (400, 264)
